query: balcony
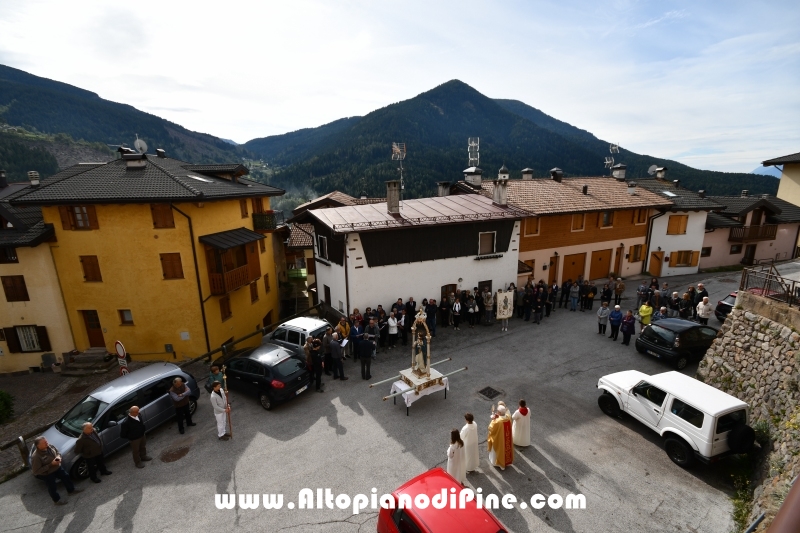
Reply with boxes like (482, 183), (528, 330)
(729, 224), (778, 242)
(209, 265), (252, 295)
(253, 211), (284, 232)
(287, 268), (307, 280)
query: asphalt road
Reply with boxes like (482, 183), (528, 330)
(0, 273), (743, 533)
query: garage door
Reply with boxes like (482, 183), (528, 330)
(590, 249), (612, 280)
(562, 253), (586, 283)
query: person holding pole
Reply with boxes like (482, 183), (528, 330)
(210, 381), (230, 441)
(222, 365), (233, 438)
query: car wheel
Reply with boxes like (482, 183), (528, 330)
(675, 356), (688, 370)
(664, 437), (694, 467)
(259, 393), (272, 410)
(188, 398), (198, 416)
(598, 393), (621, 418)
(728, 423), (756, 453)
(71, 458), (89, 480)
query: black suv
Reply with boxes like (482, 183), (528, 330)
(715, 292), (737, 322)
(213, 343), (311, 410)
(635, 318), (718, 370)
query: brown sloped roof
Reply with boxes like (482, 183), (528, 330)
(292, 190), (385, 215)
(288, 223), (314, 248)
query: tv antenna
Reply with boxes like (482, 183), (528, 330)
(604, 157), (615, 169)
(609, 143), (620, 154)
(134, 134), (148, 154)
(468, 137), (480, 167)
(647, 164), (658, 176)
(392, 142), (407, 203)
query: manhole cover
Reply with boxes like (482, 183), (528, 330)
(160, 446), (190, 463)
(478, 387), (501, 400)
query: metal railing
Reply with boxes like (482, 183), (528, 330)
(739, 267), (800, 307)
(729, 224), (778, 242)
(252, 211), (284, 232)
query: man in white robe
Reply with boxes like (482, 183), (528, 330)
(210, 381), (230, 440)
(512, 399), (531, 447)
(460, 413), (480, 473)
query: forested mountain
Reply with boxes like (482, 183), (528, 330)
(0, 64), (248, 164)
(0, 133), (59, 181)
(248, 80), (777, 197)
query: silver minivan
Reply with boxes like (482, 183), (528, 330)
(32, 363), (199, 478)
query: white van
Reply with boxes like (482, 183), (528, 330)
(596, 370), (755, 467)
(267, 317), (330, 359)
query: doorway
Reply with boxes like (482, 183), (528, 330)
(548, 255), (559, 285)
(477, 280), (492, 295)
(743, 244), (757, 266)
(614, 246), (624, 275)
(649, 251), (664, 277)
(441, 284), (458, 302)
(82, 310), (105, 348)
(562, 253), (586, 283)
(590, 249), (612, 280)
(323, 285), (331, 305)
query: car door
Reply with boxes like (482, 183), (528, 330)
(226, 358), (256, 396)
(138, 376), (175, 429)
(626, 381), (667, 429)
(244, 360), (268, 394)
(270, 328), (290, 351)
(712, 408), (747, 455)
(285, 329), (303, 358)
(98, 391), (139, 454)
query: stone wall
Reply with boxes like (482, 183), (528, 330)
(697, 296), (800, 531)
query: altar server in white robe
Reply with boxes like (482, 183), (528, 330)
(512, 399), (531, 447)
(460, 412), (480, 473)
(446, 429), (466, 485)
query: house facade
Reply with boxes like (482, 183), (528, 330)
(9, 151), (285, 361)
(766, 151), (800, 208)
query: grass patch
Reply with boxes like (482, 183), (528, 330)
(729, 454), (755, 533)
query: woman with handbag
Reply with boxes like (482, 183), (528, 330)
(620, 310), (636, 346)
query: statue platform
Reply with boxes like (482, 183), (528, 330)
(399, 367), (444, 394)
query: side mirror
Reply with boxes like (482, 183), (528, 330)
(630, 389), (637, 396)
(107, 420), (117, 427)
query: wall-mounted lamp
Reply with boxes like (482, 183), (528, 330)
(657, 246), (662, 252)
(619, 243), (624, 248)
(543, 264), (548, 271)
(554, 251), (559, 256)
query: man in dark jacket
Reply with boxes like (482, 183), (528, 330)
(425, 299), (438, 336)
(329, 333), (348, 380)
(438, 298), (450, 330)
(310, 337), (325, 392)
(358, 337), (374, 380)
(560, 279), (572, 308)
(119, 406), (151, 468)
(405, 297), (417, 321)
(74, 422), (111, 483)
(696, 283), (709, 307)
(169, 377), (195, 434)
(31, 436), (83, 504)
(364, 318), (380, 359)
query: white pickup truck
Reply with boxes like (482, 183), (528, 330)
(597, 370), (755, 467)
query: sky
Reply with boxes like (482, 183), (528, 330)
(0, 0), (798, 173)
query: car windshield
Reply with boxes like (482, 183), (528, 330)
(271, 357), (305, 379)
(55, 396), (109, 438)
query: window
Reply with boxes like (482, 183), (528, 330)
(80, 256), (102, 282)
(671, 399), (705, 428)
(672, 250), (693, 267)
(264, 273), (271, 293)
(730, 244), (743, 254)
(55, 396), (109, 437)
(629, 244), (643, 263)
(119, 309), (134, 325)
(1, 275), (29, 301)
(636, 209), (648, 224)
(524, 217), (539, 236)
(160, 253), (184, 279)
(632, 381), (667, 406)
(478, 232), (496, 255)
(259, 238), (266, 253)
(150, 204), (175, 228)
(0, 247), (18, 264)
(271, 328), (287, 342)
(2, 325), (50, 353)
(220, 296), (232, 321)
(102, 392), (138, 428)
(16, 326), (41, 352)
(318, 235), (328, 260)
(286, 330), (301, 345)
(139, 376), (175, 407)
(701, 247), (712, 257)
(240, 199), (248, 218)
(572, 214), (585, 231)
(251, 197), (265, 214)
(250, 281), (259, 303)
(716, 409), (747, 434)
(601, 211), (613, 228)
(666, 215), (688, 235)
(58, 205), (99, 230)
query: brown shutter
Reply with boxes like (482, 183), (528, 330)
(259, 239), (266, 253)
(58, 206), (74, 230)
(160, 253), (183, 279)
(690, 251), (700, 267)
(680, 216), (688, 234)
(240, 199), (248, 218)
(3, 328), (21, 353)
(86, 205), (99, 229)
(307, 260), (315, 276)
(248, 243), (261, 280)
(36, 326), (51, 351)
(151, 204), (175, 228)
(80, 256), (102, 282)
(667, 251), (676, 266)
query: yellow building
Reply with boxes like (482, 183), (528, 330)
(768, 151), (800, 206)
(9, 151), (285, 361)
(0, 173), (75, 374)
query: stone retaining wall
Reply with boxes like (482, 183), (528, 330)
(697, 298), (800, 531)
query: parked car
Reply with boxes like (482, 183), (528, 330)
(597, 370), (755, 467)
(266, 317), (330, 359)
(635, 318), (718, 370)
(715, 292), (737, 322)
(32, 363), (199, 479)
(212, 343), (311, 410)
(376, 467), (508, 533)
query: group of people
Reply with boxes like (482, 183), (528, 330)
(445, 400), (531, 484)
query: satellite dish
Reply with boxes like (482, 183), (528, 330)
(134, 134), (148, 154)
(647, 165), (658, 176)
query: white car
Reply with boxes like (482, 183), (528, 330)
(596, 370), (755, 467)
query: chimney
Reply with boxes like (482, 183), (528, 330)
(656, 166), (668, 179)
(611, 163), (627, 181)
(741, 190), (749, 197)
(699, 190), (705, 199)
(761, 193), (769, 199)
(582, 185), (588, 195)
(359, 191), (367, 199)
(386, 181), (400, 215)
(437, 182), (451, 197)
(673, 179), (680, 188)
(627, 181), (637, 195)
(27, 171), (40, 187)
(464, 167), (483, 188)
(123, 152), (147, 169)
(550, 167), (563, 183)
(521, 168), (534, 181)
(0, 169), (7, 189)
(156, 148), (166, 158)
(498, 164), (509, 181)
(492, 179), (508, 206)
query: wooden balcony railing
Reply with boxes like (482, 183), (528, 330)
(253, 211), (284, 232)
(209, 265), (252, 295)
(729, 224), (778, 242)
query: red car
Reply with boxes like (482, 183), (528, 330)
(377, 468), (508, 533)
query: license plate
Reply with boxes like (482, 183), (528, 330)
(296, 385), (308, 395)
(647, 350), (661, 358)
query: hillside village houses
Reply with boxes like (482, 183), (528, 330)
(0, 149), (285, 374)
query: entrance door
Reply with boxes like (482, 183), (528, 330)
(589, 249), (612, 280)
(743, 244), (757, 265)
(323, 285), (331, 305)
(82, 310), (105, 348)
(441, 284), (458, 302)
(614, 246), (624, 275)
(477, 280), (492, 294)
(649, 251), (664, 277)
(548, 255), (559, 285)
(562, 253), (586, 283)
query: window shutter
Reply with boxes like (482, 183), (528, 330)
(160, 253), (183, 279)
(151, 204), (175, 228)
(680, 216), (688, 234)
(690, 251), (700, 267)
(86, 205), (99, 229)
(58, 206), (74, 230)
(3, 328), (21, 353)
(240, 199), (248, 218)
(667, 251), (676, 266)
(666, 216), (678, 234)
(80, 256), (102, 282)
(35, 326), (51, 351)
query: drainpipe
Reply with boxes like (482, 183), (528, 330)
(343, 234), (351, 314)
(793, 225), (800, 259)
(643, 210), (667, 274)
(171, 204), (211, 353)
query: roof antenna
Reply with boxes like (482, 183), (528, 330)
(605, 143), (619, 173)
(134, 134), (148, 154)
(391, 142), (407, 208)
(468, 137), (480, 168)
(647, 165), (658, 176)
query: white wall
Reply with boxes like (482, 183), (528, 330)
(648, 211), (708, 277)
